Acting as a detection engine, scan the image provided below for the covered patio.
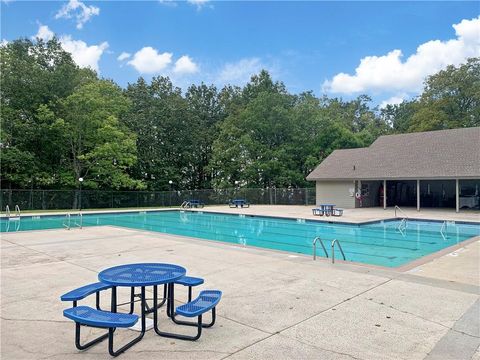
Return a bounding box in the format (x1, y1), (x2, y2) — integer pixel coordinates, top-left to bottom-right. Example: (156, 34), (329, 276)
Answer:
(357, 179), (480, 213)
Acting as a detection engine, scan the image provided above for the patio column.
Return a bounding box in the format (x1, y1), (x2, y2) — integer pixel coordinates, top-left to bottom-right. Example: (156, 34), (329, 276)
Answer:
(357, 180), (362, 208)
(383, 179), (387, 210)
(455, 179), (459, 213)
(416, 180), (420, 211)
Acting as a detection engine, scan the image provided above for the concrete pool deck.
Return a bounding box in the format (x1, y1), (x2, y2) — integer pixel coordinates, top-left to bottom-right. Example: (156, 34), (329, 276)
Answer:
(191, 205), (480, 224)
(1, 208), (479, 359)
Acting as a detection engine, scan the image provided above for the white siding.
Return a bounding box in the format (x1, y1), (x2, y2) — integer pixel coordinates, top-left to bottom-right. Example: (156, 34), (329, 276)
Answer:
(316, 181), (356, 209)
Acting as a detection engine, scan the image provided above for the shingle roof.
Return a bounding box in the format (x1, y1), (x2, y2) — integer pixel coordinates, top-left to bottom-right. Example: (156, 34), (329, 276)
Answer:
(306, 127), (480, 181)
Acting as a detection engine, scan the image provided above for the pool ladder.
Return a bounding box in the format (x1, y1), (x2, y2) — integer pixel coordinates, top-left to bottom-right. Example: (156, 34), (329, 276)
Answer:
(5, 205), (21, 220)
(180, 201), (191, 209)
(394, 205), (408, 232)
(440, 220), (449, 240)
(63, 212), (83, 230)
(312, 236), (346, 263)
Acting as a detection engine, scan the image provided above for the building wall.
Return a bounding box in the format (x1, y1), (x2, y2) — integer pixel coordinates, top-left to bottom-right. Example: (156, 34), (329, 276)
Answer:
(316, 181), (356, 209)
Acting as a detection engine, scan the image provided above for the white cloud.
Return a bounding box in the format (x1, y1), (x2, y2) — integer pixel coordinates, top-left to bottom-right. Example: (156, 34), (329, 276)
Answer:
(32, 24), (54, 41)
(217, 58), (267, 85)
(127, 47), (173, 74)
(173, 55), (199, 74)
(187, 0), (210, 10)
(55, 0), (100, 29)
(380, 94), (407, 109)
(323, 16), (480, 95)
(117, 52), (131, 61)
(29, 25), (108, 72)
(60, 35), (108, 72)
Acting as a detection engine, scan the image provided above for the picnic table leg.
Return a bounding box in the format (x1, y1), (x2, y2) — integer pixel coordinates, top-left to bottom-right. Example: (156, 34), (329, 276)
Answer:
(129, 287), (135, 314)
(108, 286), (145, 357)
(153, 284), (203, 341)
(74, 323), (109, 350)
(111, 286), (117, 312)
(166, 283), (172, 318)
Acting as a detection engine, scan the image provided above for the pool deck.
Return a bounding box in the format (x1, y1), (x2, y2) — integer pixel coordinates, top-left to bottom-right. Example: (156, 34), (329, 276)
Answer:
(1, 207), (479, 359)
(191, 205), (480, 224)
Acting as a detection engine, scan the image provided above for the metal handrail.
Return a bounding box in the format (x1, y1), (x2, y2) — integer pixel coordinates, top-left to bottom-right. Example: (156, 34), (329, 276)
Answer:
(331, 239), (346, 264)
(6, 205), (21, 220)
(440, 221), (448, 240)
(74, 212), (83, 229)
(312, 236), (328, 260)
(397, 217), (408, 232)
(180, 201), (191, 209)
(63, 213), (71, 230)
(394, 206), (408, 231)
(5, 219), (21, 232)
(394, 205), (409, 219)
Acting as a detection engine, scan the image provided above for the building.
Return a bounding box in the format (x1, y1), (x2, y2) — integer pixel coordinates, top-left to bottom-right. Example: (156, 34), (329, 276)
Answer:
(306, 127), (480, 212)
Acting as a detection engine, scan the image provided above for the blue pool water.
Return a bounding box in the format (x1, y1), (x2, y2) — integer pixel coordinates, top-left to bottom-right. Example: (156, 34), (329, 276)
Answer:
(1, 211), (479, 268)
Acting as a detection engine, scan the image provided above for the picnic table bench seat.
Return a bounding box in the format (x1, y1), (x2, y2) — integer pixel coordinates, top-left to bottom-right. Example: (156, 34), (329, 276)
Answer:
(174, 275), (205, 303)
(176, 290), (222, 318)
(174, 276), (204, 287)
(61, 282), (112, 302)
(63, 306), (138, 328)
(332, 208), (344, 216)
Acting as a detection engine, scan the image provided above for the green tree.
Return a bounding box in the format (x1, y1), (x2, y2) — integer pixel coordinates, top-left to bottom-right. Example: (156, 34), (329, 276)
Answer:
(123, 77), (190, 190)
(210, 72), (302, 188)
(0, 38), (96, 188)
(385, 58), (480, 132)
(184, 83), (227, 189)
(57, 80), (143, 189)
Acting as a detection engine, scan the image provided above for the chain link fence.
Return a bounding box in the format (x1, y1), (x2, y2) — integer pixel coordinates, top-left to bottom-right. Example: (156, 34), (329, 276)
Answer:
(0, 188), (316, 211)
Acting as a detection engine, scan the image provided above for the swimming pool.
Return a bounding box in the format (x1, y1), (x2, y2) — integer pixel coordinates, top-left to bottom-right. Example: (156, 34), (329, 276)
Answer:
(1, 210), (479, 268)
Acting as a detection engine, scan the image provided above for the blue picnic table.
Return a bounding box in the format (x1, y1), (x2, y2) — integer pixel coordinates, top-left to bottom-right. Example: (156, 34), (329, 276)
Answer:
(229, 199), (250, 208)
(62, 262), (222, 356)
(312, 204), (336, 217)
(186, 199), (204, 208)
(99, 263), (186, 339)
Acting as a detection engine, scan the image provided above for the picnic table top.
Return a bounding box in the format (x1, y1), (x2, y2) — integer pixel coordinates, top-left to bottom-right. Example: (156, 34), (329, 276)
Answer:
(98, 263), (186, 287)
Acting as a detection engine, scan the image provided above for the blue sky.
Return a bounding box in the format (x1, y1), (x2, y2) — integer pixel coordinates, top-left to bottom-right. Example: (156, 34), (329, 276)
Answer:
(2, 1), (479, 106)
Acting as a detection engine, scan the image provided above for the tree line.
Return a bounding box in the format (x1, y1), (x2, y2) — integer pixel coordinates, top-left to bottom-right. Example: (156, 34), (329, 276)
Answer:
(1, 38), (479, 191)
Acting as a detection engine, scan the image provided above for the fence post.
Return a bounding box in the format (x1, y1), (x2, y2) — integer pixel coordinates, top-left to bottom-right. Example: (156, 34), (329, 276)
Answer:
(305, 188), (308, 205)
(274, 188), (277, 205)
